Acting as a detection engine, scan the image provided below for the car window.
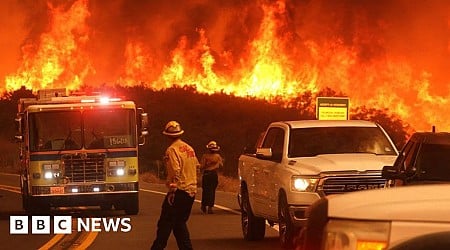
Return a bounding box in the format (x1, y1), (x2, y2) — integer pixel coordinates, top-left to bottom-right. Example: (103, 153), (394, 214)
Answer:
(416, 143), (450, 181)
(393, 140), (413, 170)
(243, 132), (264, 154)
(403, 141), (420, 172)
(262, 127), (284, 161)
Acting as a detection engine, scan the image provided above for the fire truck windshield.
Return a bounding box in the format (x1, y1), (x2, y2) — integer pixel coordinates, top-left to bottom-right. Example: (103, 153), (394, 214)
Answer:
(29, 109), (136, 152)
(84, 109), (136, 149)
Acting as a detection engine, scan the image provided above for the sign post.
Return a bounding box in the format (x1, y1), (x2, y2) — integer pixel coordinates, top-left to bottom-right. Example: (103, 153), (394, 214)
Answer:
(316, 97), (349, 120)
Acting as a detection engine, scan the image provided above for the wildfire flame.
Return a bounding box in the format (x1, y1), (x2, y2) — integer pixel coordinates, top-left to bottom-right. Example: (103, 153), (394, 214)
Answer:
(5, 0), (92, 91)
(2, 0), (450, 132)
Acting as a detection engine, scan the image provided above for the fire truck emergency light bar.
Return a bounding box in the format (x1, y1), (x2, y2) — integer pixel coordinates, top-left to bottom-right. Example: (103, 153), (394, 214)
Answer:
(36, 88), (121, 103)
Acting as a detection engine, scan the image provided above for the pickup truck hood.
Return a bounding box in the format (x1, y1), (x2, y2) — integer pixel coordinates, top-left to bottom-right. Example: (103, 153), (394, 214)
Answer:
(327, 184), (450, 222)
(291, 154), (397, 174)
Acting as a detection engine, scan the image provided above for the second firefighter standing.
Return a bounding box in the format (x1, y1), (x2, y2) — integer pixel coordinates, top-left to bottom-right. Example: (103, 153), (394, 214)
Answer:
(200, 141), (223, 214)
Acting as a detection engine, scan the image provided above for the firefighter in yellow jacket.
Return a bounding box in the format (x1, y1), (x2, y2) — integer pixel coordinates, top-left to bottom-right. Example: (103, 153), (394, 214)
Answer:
(151, 121), (199, 250)
(200, 141), (223, 214)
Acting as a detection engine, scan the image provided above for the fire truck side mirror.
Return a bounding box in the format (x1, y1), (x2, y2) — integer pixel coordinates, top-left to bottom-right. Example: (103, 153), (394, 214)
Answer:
(141, 112), (149, 133)
(137, 109), (149, 146)
(15, 135), (23, 143)
(15, 116), (23, 142)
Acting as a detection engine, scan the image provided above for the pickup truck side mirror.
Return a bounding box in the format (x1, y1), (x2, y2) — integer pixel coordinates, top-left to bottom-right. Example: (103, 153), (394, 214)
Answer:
(256, 148), (282, 162)
(256, 148), (272, 160)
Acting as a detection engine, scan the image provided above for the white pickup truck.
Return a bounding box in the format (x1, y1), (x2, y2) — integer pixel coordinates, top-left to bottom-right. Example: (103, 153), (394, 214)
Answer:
(238, 120), (398, 248)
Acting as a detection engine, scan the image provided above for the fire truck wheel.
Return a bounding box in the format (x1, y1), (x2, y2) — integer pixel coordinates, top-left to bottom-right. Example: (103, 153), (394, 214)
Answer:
(21, 176), (30, 211)
(23, 196), (50, 215)
(100, 203), (113, 210)
(124, 194), (139, 215)
(22, 194), (30, 212)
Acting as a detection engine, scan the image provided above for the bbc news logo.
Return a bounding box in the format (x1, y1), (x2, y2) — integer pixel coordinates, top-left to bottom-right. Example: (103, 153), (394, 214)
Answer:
(10, 216), (132, 234)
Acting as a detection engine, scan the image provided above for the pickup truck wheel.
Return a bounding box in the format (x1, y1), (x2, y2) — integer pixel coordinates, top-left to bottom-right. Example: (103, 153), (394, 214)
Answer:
(279, 193), (295, 249)
(241, 189), (265, 241)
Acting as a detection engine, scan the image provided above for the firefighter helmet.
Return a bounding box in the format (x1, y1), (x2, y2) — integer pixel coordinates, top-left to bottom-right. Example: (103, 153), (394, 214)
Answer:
(206, 141), (220, 151)
(163, 121), (184, 137)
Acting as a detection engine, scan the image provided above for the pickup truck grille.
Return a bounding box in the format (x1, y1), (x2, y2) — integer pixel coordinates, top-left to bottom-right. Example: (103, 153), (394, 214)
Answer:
(320, 175), (386, 196)
(62, 153), (105, 183)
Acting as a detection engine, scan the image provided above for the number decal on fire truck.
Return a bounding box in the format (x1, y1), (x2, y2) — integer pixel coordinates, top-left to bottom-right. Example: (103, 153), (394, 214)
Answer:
(50, 186), (65, 194)
(106, 136), (130, 147)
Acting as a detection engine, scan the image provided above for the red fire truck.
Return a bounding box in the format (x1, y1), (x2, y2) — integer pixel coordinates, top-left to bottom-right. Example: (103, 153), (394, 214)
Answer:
(16, 88), (148, 215)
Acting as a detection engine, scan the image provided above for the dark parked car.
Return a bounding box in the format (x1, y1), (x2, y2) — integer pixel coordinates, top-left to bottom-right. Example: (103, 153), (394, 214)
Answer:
(297, 131), (450, 250)
(382, 131), (450, 185)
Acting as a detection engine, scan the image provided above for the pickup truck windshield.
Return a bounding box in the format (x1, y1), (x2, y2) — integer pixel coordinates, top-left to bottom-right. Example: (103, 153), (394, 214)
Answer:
(288, 127), (397, 157)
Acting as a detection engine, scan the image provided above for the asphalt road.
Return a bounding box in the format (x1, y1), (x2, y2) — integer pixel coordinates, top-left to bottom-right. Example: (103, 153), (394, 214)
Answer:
(0, 172), (281, 250)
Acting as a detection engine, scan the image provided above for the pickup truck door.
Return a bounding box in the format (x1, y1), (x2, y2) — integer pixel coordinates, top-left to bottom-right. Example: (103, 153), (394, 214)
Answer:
(254, 127), (285, 216)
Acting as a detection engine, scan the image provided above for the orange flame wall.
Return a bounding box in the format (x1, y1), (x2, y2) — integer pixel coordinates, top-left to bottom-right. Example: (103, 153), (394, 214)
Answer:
(2, 0), (450, 132)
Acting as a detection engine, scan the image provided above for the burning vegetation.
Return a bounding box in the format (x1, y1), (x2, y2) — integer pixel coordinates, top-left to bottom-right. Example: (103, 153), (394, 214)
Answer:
(1, 0), (450, 132)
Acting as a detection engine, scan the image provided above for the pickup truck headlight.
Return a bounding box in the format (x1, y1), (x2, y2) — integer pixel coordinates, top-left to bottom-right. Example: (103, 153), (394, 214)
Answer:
(291, 176), (318, 192)
(323, 219), (390, 250)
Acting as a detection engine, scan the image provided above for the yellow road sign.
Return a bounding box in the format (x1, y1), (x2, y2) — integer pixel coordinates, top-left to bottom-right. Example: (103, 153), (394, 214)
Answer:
(316, 97), (349, 120)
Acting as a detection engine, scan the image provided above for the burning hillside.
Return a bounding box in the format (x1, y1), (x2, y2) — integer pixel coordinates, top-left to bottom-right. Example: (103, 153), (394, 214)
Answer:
(1, 0), (450, 132)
